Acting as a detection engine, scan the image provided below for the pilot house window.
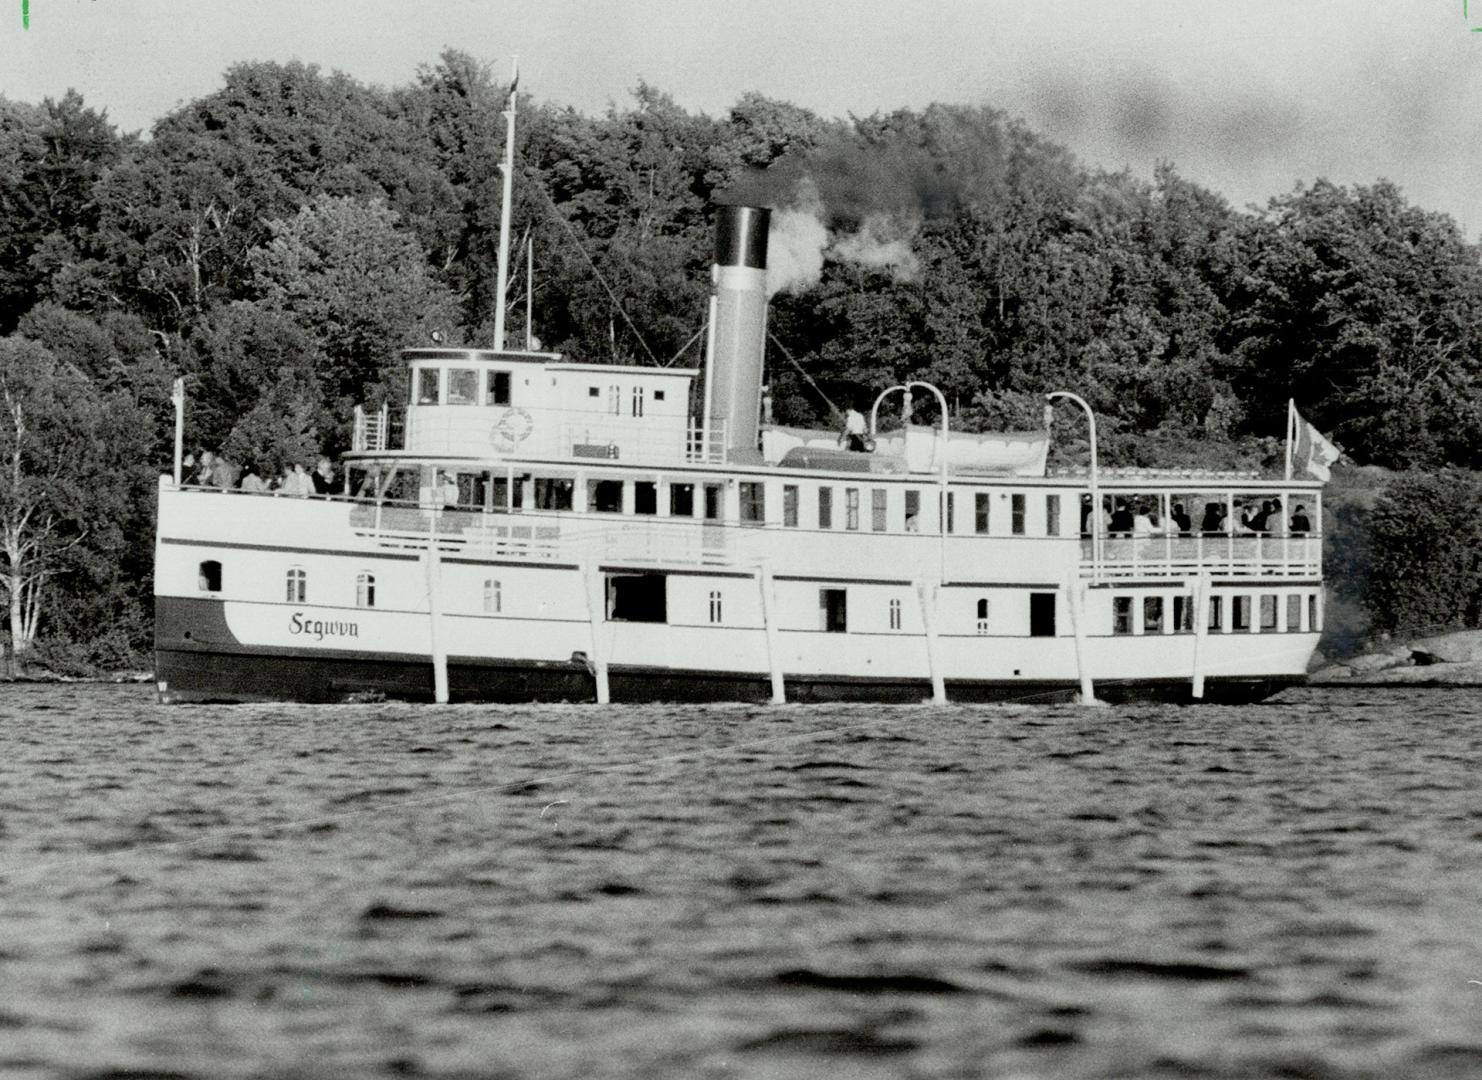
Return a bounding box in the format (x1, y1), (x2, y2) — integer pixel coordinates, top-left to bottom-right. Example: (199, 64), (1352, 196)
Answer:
(447, 369), (477, 404)
(415, 368), (440, 405)
(489, 371), (512, 406)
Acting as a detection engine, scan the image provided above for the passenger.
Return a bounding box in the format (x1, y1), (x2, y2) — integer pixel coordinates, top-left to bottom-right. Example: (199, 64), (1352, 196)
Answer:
(311, 457), (336, 496)
(440, 471), (460, 507)
(209, 454), (239, 489)
(1290, 505), (1312, 535)
(281, 463), (312, 497)
(1131, 503), (1157, 537)
(1199, 502), (1225, 536)
(239, 462), (267, 493)
(1108, 500), (1134, 536)
(194, 450), (216, 486)
(1171, 502), (1192, 535)
(839, 403), (869, 452)
(1080, 494), (1093, 537)
(1249, 499), (1274, 535)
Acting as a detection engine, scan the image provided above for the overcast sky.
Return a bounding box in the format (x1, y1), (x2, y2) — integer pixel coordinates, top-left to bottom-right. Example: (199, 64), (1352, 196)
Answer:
(3, 0), (1481, 232)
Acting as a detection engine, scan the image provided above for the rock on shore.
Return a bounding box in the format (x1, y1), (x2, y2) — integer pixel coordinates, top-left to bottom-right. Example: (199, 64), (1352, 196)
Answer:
(1311, 630), (1482, 685)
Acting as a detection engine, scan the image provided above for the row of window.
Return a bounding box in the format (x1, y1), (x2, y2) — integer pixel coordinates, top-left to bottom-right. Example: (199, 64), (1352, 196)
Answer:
(429, 471), (1070, 536)
(202, 560), (1018, 634)
(411, 365), (668, 416)
(202, 563), (505, 613)
(204, 561), (1319, 637)
(1111, 593), (1320, 634)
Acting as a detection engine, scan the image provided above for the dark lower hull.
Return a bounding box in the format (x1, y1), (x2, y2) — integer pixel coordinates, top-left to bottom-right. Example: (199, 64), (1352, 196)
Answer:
(153, 645), (1300, 705)
(154, 597), (1300, 706)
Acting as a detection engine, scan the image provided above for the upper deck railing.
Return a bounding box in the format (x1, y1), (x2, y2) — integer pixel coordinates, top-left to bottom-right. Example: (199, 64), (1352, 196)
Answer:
(1087, 533), (1320, 579)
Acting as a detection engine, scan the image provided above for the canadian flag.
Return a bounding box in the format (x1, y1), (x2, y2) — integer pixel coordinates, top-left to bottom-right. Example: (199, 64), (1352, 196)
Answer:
(1285, 401), (1341, 481)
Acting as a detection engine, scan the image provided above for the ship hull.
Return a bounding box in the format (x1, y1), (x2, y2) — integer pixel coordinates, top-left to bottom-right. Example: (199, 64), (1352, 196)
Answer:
(155, 599), (1300, 706)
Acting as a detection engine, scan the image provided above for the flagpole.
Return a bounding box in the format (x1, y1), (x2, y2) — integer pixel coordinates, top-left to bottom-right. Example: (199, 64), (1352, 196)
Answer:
(1284, 399), (1294, 482)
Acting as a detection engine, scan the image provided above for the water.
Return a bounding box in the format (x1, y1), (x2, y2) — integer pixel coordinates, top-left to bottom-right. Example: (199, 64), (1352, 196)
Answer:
(2, 684), (1482, 1079)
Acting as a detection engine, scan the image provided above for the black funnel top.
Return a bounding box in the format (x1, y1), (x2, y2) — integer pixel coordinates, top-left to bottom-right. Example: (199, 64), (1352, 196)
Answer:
(714, 205), (770, 270)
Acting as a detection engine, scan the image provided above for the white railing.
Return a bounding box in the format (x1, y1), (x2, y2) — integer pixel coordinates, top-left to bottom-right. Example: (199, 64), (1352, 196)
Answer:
(347, 504), (753, 569)
(352, 403), (390, 452)
(1084, 533), (1322, 579)
(686, 420), (727, 464)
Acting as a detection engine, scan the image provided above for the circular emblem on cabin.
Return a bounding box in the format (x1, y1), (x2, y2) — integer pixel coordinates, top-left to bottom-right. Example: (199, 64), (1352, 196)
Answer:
(492, 407), (534, 448)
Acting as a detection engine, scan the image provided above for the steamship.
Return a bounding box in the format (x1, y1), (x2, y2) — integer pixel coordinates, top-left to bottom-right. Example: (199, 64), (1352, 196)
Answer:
(152, 108), (1325, 705)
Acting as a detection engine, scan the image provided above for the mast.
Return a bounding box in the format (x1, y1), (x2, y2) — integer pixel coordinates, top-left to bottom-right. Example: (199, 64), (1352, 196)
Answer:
(493, 58), (518, 352)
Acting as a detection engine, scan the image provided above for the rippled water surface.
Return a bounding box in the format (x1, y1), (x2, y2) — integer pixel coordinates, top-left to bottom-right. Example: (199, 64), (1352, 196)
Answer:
(3, 684), (1482, 1079)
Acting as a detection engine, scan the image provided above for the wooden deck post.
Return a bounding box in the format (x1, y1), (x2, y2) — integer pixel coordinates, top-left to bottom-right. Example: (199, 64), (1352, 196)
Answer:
(1191, 571), (1210, 700)
(426, 512), (449, 704)
(581, 560), (611, 704)
(1065, 568), (1096, 705)
(915, 579), (948, 705)
(757, 564), (786, 704)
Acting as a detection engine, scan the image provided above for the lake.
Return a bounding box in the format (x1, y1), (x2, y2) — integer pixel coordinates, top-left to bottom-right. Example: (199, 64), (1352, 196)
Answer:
(2, 683), (1480, 1079)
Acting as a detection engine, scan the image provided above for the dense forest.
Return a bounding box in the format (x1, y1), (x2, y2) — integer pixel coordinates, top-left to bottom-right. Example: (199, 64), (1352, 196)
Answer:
(3, 51), (1481, 672)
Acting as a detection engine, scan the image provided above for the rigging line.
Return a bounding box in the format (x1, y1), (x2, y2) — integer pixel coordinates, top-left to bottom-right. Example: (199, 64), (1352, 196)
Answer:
(528, 177), (661, 367)
(663, 323), (706, 368)
(767, 331), (840, 418)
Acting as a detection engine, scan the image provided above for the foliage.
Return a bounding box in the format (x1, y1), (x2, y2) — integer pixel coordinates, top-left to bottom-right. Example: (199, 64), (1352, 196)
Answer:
(1363, 471), (1482, 637)
(6, 62), (1482, 665)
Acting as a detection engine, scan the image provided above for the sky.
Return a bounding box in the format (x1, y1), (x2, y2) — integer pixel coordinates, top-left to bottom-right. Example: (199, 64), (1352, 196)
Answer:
(3, 0), (1482, 232)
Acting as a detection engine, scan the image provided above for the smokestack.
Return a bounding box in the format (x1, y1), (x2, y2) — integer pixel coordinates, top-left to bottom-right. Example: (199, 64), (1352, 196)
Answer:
(707, 205), (770, 464)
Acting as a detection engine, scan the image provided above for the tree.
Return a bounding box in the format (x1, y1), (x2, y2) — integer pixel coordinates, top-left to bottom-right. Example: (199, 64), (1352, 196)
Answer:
(0, 335), (146, 674)
(1363, 471), (1482, 637)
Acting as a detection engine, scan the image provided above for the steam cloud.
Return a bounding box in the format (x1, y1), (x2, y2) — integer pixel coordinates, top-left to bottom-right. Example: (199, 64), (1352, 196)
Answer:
(745, 179), (924, 298)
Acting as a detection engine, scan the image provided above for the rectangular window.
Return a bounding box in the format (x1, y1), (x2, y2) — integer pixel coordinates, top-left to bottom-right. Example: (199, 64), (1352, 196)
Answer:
(489, 371), (512, 406)
(1113, 596), (1133, 635)
(942, 491), (955, 533)
(1260, 594), (1278, 631)
(703, 483), (722, 521)
(1233, 595), (1252, 632)
(820, 588), (847, 633)
(708, 589), (723, 624)
(871, 488), (887, 532)
(1173, 595), (1194, 632)
(1047, 495), (1061, 537)
(1012, 493), (1026, 536)
(1309, 593), (1320, 632)
(534, 478), (573, 511)
(286, 567), (307, 604)
(484, 578), (502, 613)
(818, 487), (833, 529)
(975, 492), (990, 534)
(783, 485), (799, 527)
(905, 490), (920, 531)
(1143, 596), (1164, 634)
(607, 574), (667, 623)
(608, 385), (621, 415)
(1029, 592), (1056, 637)
(739, 482), (765, 525)
(888, 597), (902, 630)
(1209, 595), (1224, 632)
(976, 597), (990, 634)
(670, 482), (695, 517)
(356, 572), (376, 608)
(415, 367), (440, 405)
(589, 479), (623, 513)
(447, 369), (477, 404)
(198, 560), (222, 593)
(634, 481), (658, 515)
(654, 390), (666, 402)
(845, 488), (860, 531)
(1286, 594), (1302, 632)
(588, 385), (600, 398)
(631, 386), (645, 417)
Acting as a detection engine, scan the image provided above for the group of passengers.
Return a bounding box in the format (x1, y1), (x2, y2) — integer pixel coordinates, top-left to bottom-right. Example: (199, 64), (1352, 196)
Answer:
(186, 450), (337, 497)
(1096, 497), (1312, 538)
